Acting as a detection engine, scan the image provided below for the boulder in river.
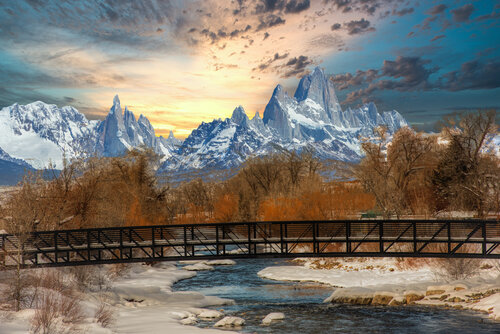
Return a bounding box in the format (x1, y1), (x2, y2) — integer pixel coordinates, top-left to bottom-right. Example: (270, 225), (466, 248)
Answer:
(262, 312), (285, 325)
(214, 316), (245, 327)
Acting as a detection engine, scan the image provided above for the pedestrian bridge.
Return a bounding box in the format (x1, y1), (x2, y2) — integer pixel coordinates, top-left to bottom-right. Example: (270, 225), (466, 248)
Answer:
(1, 219), (499, 268)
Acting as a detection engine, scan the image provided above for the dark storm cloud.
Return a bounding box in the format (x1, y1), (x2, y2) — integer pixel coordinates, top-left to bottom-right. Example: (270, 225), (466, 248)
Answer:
(324, 0), (390, 16)
(451, 4), (475, 22)
(256, 14), (286, 31)
(335, 56), (438, 103)
(344, 18), (375, 35)
(252, 52), (289, 71)
(331, 23), (341, 30)
(254, 0), (310, 14)
(440, 60), (500, 91)
(280, 55), (313, 78)
(331, 69), (378, 90)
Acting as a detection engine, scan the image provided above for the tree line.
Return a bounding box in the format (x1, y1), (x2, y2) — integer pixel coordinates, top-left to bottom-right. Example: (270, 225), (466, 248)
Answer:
(0, 111), (497, 235)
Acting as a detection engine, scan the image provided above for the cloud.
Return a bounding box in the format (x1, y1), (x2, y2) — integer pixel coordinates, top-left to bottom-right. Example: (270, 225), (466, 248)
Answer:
(280, 55), (313, 78)
(427, 4), (447, 15)
(331, 69), (378, 90)
(336, 56), (438, 103)
(430, 34), (445, 42)
(254, 0), (310, 14)
(344, 18), (375, 35)
(325, 0), (383, 15)
(392, 7), (414, 17)
(331, 23), (341, 30)
(451, 4), (475, 22)
(256, 14), (286, 31)
(253, 52), (289, 72)
(440, 60), (500, 91)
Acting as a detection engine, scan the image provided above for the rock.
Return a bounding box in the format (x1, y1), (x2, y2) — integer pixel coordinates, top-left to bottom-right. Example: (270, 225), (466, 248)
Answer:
(372, 292), (394, 306)
(447, 296), (465, 303)
(180, 315), (197, 325)
(439, 294), (450, 301)
(454, 284), (467, 291)
(325, 288), (374, 305)
(388, 295), (406, 306)
(198, 310), (223, 319)
(214, 316), (245, 327)
(262, 312), (285, 325)
(426, 289), (446, 296)
(404, 291), (424, 304)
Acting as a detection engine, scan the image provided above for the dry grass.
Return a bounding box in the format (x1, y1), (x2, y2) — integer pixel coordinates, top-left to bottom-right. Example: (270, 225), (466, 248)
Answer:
(31, 290), (84, 334)
(94, 300), (115, 328)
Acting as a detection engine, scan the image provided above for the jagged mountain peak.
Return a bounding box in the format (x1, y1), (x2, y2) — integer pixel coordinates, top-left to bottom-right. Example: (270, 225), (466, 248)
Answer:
(231, 105), (249, 126)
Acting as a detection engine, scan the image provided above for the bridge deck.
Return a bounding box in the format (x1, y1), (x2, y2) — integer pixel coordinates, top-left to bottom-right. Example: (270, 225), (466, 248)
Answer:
(1, 219), (499, 268)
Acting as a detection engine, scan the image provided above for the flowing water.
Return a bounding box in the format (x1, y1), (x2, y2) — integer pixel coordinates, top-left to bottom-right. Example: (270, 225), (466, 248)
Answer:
(173, 258), (499, 333)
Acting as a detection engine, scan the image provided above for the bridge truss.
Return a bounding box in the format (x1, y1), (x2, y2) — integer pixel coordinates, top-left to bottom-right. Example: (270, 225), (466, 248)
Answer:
(1, 220), (499, 268)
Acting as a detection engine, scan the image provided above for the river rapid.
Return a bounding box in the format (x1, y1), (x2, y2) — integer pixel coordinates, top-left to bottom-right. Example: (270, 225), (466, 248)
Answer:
(173, 259), (499, 333)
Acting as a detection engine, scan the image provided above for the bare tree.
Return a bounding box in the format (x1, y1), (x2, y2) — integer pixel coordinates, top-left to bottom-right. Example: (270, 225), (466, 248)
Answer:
(433, 110), (499, 217)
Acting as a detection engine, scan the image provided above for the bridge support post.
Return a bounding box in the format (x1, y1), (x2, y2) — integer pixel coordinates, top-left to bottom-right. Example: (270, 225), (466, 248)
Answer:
(413, 221), (417, 254)
(447, 221), (451, 253)
(247, 224), (251, 255)
(379, 222), (383, 254)
(346, 221), (351, 254)
(482, 222), (487, 255)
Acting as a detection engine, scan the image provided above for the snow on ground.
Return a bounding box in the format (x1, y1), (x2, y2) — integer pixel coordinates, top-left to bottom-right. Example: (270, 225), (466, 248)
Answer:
(258, 257), (500, 321)
(97, 262), (237, 333)
(0, 262), (238, 334)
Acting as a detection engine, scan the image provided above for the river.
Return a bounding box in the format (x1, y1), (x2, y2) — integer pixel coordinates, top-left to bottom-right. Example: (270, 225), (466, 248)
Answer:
(173, 258), (499, 333)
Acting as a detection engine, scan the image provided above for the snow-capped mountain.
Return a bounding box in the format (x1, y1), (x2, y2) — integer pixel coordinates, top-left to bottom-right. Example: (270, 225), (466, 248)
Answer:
(0, 96), (180, 170)
(0, 66), (409, 182)
(160, 67), (408, 172)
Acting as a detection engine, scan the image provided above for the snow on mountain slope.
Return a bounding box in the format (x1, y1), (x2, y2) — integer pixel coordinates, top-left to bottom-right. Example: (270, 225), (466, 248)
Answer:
(0, 67), (408, 176)
(0, 101), (98, 168)
(0, 96), (180, 169)
(160, 66), (409, 172)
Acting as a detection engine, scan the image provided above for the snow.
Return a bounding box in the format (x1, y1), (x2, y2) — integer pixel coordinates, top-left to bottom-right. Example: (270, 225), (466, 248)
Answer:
(0, 262), (237, 334)
(183, 263), (215, 271)
(258, 259), (435, 288)
(0, 67), (408, 175)
(259, 257), (500, 320)
(262, 312), (285, 325)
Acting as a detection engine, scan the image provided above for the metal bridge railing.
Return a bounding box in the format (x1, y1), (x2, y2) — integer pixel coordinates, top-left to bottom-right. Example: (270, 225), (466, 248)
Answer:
(1, 219), (499, 268)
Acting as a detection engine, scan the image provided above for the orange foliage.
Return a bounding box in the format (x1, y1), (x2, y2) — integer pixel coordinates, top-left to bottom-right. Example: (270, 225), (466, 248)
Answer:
(126, 198), (151, 226)
(213, 194), (238, 222)
(258, 182), (375, 222)
(176, 204), (210, 224)
(259, 197), (303, 221)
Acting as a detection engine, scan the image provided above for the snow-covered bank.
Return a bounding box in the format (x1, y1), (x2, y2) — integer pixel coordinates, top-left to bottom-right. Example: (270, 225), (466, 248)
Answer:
(108, 262), (236, 333)
(1, 262), (237, 334)
(258, 258), (500, 321)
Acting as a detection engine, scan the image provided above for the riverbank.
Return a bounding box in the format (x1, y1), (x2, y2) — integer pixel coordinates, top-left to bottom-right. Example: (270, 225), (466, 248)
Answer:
(258, 257), (500, 321)
(0, 262), (237, 334)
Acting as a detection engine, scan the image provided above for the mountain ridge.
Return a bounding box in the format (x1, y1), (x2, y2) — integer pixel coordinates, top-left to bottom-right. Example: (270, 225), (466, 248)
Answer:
(0, 67), (409, 183)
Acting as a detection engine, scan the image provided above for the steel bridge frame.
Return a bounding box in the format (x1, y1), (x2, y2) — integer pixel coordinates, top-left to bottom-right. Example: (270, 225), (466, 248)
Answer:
(1, 219), (499, 268)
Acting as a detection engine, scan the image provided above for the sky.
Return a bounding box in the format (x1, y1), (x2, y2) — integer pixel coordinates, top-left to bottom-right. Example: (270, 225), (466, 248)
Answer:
(0, 0), (499, 137)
